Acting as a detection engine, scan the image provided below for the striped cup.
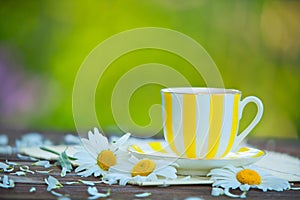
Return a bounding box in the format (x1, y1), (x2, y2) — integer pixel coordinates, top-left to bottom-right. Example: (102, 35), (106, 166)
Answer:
(161, 87), (263, 159)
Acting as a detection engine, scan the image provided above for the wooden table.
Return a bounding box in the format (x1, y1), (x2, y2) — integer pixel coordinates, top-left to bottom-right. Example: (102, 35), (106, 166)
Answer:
(1, 131), (299, 200)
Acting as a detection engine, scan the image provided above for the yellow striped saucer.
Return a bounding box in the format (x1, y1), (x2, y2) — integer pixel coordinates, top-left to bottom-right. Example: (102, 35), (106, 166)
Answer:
(128, 140), (265, 176)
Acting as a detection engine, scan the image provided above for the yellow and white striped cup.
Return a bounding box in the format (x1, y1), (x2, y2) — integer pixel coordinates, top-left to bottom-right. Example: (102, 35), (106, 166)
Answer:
(161, 87), (263, 159)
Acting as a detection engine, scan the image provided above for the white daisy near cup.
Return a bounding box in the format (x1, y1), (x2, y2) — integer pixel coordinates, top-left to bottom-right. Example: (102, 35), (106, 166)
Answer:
(207, 165), (290, 198)
(74, 128), (131, 177)
(103, 156), (178, 185)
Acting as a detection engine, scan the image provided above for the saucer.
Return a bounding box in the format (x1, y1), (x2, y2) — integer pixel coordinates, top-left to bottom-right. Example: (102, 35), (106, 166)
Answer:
(128, 140), (265, 176)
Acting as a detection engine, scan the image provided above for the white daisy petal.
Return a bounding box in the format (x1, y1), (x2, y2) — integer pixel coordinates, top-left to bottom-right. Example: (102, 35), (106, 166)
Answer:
(51, 190), (64, 197)
(225, 165), (242, 173)
(133, 175), (148, 183)
(224, 188), (247, 198)
(75, 163), (93, 173)
(91, 128), (108, 149)
(155, 166), (177, 179)
(213, 179), (240, 189)
(184, 197), (204, 200)
(0, 175), (15, 188)
(109, 162), (132, 174)
(258, 177), (290, 192)
(35, 169), (53, 174)
(65, 181), (79, 185)
(32, 160), (51, 168)
(75, 151), (95, 162)
(88, 131), (105, 155)
(0, 162), (10, 171)
(103, 173), (131, 185)
(146, 173), (158, 181)
(79, 180), (94, 186)
(74, 153), (96, 168)
(239, 184), (251, 191)
(77, 165), (102, 177)
(45, 176), (63, 191)
(211, 187), (224, 196)
(81, 139), (98, 158)
(208, 168), (236, 177)
(112, 133), (131, 151)
(10, 171), (26, 176)
(93, 170), (103, 177)
(119, 177), (131, 186)
(87, 186), (99, 196)
(290, 187), (300, 190)
(135, 192), (152, 198)
(87, 186), (110, 199)
(29, 187), (36, 192)
(6, 160), (19, 166)
(20, 165), (34, 174)
(128, 155), (139, 163)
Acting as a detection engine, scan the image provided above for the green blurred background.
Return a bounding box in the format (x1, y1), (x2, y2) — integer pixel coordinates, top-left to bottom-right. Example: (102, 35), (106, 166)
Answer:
(0, 0), (299, 138)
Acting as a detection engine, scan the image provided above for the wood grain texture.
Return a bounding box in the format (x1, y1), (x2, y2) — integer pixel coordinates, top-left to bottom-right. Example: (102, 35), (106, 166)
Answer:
(1, 131), (299, 200)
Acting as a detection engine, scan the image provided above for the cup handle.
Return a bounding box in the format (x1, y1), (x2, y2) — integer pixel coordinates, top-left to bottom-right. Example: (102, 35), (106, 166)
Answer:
(232, 96), (264, 150)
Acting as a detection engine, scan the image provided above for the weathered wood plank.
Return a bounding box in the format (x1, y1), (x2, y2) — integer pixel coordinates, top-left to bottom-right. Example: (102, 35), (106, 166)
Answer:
(1, 131), (300, 199)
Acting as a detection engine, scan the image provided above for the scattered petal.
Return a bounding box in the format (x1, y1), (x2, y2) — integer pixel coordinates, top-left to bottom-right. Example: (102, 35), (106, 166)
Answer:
(29, 187), (36, 192)
(79, 179), (102, 186)
(290, 187), (300, 190)
(20, 165), (35, 174)
(184, 197), (204, 200)
(45, 176), (63, 191)
(0, 161), (13, 172)
(58, 197), (71, 200)
(65, 181), (79, 185)
(0, 162), (9, 168)
(51, 190), (64, 197)
(211, 187), (224, 196)
(6, 160), (19, 166)
(32, 160), (51, 168)
(35, 169), (53, 174)
(0, 175), (15, 188)
(135, 192), (152, 198)
(87, 187), (110, 199)
(10, 171), (26, 176)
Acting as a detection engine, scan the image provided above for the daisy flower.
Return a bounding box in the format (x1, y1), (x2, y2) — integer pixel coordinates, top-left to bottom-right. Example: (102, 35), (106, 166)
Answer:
(208, 165), (290, 198)
(74, 128), (131, 177)
(103, 156), (177, 185)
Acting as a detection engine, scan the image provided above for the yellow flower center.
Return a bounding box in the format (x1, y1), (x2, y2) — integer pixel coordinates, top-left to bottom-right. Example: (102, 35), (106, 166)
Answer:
(131, 159), (156, 177)
(97, 150), (116, 171)
(236, 169), (261, 185)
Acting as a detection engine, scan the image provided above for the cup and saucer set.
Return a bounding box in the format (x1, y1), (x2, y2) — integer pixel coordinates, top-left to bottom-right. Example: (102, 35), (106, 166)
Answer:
(128, 87), (265, 176)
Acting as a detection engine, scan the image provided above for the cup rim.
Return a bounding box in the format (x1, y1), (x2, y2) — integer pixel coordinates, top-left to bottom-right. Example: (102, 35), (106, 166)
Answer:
(161, 87), (241, 95)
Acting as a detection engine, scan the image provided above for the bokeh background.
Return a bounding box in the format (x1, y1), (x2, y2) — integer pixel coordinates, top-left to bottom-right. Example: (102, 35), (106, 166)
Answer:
(0, 0), (299, 138)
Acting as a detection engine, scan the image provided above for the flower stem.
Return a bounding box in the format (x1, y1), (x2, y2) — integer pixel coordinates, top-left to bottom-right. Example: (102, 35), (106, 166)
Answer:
(40, 147), (77, 160)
